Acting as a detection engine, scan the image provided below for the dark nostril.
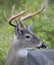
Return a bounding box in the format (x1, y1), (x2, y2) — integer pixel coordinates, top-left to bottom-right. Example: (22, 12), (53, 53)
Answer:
(42, 43), (47, 48)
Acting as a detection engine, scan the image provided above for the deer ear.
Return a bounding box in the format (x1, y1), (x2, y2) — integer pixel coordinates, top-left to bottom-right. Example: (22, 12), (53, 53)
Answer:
(27, 23), (34, 31)
(15, 24), (24, 36)
(15, 24), (19, 35)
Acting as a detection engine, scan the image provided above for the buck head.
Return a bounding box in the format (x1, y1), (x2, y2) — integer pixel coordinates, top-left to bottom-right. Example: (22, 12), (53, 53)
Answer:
(4, 5), (46, 49)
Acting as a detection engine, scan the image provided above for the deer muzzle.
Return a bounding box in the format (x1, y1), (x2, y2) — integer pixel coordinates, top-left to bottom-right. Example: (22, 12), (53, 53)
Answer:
(37, 42), (47, 49)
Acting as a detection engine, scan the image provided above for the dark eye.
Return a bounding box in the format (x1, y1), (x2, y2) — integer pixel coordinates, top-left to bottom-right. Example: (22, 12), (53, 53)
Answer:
(24, 34), (32, 41)
(25, 35), (30, 38)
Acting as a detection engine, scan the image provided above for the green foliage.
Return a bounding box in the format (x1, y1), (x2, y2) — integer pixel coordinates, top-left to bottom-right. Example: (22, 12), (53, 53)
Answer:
(49, 0), (54, 4)
(0, 0), (54, 65)
(0, 23), (13, 65)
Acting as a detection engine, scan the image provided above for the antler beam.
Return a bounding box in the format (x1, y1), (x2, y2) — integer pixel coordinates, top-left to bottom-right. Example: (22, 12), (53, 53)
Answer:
(8, 9), (29, 27)
(20, 6), (45, 21)
(4, 5), (45, 27)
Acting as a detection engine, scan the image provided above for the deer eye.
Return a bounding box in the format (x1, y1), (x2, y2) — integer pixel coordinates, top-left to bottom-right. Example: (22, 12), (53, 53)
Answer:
(24, 34), (32, 41)
(26, 36), (30, 38)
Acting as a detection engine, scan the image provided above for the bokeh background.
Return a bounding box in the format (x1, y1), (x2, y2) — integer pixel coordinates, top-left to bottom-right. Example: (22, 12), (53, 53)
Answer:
(0, 0), (54, 65)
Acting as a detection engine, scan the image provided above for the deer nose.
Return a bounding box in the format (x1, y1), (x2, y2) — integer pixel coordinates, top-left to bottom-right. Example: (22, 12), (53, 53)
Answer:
(41, 43), (47, 48)
(37, 42), (47, 49)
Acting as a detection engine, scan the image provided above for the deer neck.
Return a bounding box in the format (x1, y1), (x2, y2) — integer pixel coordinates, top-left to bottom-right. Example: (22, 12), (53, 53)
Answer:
(13, 34), (24, 50)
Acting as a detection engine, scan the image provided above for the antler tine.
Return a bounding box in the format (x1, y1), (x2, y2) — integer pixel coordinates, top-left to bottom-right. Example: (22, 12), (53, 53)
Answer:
(4, 10), (8, 21)
(8, 8), (29, 27)
(4, 5), (15, 22)
(11, 5), (15, 16)
(20, 6), (45, 21)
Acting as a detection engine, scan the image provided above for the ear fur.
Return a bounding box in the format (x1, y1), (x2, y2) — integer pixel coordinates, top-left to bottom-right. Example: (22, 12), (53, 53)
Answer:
(15, 24), (24, 36)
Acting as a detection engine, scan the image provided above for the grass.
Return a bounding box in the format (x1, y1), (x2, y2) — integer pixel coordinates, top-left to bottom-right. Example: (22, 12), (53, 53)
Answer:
(0, 22), (13, 65)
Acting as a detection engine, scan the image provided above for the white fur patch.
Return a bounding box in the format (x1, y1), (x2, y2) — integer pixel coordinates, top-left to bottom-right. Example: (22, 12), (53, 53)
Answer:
(36, 41), (42, 47)
(17, 49), (29, 58)
(14, 34), (17, 41)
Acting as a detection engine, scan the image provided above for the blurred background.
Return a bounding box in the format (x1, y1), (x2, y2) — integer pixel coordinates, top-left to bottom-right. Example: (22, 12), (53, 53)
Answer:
(0, 0), (54, 65)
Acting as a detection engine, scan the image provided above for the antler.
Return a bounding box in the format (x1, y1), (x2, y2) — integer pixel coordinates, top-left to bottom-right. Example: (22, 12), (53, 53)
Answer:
(9, 6), (45, 27)
(20, 6), (45, 21)
(4, 5), (45, 27)
(4, 5), (29, 27)
(8, 9), (29, 27)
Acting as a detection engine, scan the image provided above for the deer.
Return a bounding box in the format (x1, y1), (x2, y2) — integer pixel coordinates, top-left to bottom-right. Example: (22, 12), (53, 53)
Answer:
(4, 5), (47, 65)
